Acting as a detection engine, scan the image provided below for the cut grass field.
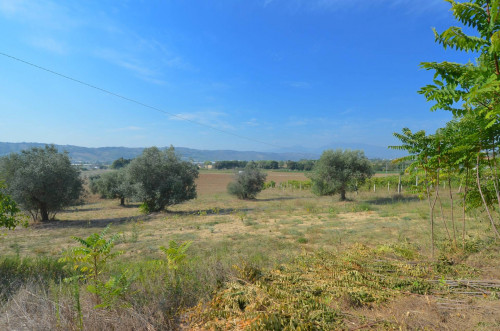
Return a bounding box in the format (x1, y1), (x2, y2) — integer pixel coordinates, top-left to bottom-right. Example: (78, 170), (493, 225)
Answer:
(1, 171), (500, 330)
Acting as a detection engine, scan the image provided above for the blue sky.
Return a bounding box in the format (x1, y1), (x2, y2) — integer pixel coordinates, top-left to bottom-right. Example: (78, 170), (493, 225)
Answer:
(0, 0), (474, 155)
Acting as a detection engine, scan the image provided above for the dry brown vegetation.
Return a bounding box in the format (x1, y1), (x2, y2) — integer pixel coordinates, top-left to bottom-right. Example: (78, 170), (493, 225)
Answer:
(1, 170), (499, 330)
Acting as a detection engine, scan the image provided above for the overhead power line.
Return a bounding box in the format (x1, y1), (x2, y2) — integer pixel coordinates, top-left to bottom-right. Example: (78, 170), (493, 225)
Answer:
(0, 51), (287, 150)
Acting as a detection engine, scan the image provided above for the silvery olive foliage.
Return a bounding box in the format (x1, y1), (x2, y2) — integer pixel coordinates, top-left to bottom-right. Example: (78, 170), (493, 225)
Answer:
(309, 149), (373, 201)
(0, 145), (83, 222)
(89, 168), (135, 206)
(127, 146), (198, 212)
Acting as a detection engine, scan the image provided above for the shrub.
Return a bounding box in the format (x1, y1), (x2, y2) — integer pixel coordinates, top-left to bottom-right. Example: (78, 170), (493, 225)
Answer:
(60, 225), (134, 309)
(227, 162), (267, 199)
(263, 180), (276, 189)
(0, 181), (21, 230)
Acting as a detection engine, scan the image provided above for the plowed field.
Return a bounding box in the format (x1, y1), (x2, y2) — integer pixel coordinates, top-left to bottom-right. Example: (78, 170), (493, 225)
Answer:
(196, 171), (308, 195)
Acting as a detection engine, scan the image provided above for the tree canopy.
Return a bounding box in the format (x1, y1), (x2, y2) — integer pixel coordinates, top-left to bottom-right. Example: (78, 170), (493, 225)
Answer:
(309, 149), (373, 201)
(391, 0), (500, 253)
(127, 146), (198, 212)
(0, 145), (83, 222)
(419, 0), (500, 123)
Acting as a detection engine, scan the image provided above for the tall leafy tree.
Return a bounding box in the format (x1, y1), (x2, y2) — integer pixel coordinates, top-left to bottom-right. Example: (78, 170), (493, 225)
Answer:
(420, 0), (500, 238)
(309, 149), (373, 201)
(0, 145), (83, 222)
(127, 146), (198, 212)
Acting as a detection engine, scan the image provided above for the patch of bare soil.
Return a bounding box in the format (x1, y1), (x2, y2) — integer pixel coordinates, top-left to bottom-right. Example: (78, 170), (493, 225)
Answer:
(354, 295), (500, 330)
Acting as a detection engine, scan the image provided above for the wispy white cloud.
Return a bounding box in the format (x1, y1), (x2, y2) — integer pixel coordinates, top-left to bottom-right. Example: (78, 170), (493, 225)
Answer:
(28, 36), (68, 54)
(263, 0), (276, 8)
(93, 31), (194, 82)
(0, 1), (192, 83)
(0, 0), (26, 16)
(169, 111), (235, 130)
(0, 0), (84, 30)
(262, 0), (446, 15)
(285, 116), (313, 127)
(125, 36), (194, 71)
(0, 0), (84, 55)
(95, 49), (155, 76)
(244, 118), (260, 127)
(339, 109), (353, 115)
(389, 0), (445, 15)
(162, 55), (193, 71)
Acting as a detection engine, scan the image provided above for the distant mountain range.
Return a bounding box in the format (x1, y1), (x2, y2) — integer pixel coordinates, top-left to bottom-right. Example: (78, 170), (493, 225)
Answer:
(0, 142), (403, 163)
(0, 142), (319, 163)
(271, 142), (405, 160)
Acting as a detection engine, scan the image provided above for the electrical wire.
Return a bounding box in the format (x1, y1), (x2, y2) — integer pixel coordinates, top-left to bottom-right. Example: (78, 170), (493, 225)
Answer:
(0, 51), (291, 151)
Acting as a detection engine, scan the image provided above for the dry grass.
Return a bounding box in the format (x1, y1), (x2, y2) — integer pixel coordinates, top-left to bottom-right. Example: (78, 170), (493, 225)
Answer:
(0, 282), (160, 331)
(1, 178), (495, 268)
(1, 171), (499, 330)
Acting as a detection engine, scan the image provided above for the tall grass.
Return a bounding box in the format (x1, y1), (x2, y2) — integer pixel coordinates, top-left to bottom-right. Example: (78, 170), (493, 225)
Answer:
(0, 256), (71, 300)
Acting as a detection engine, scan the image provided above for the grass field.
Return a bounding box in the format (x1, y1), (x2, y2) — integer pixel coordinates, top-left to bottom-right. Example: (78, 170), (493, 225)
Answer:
(1, 171), (499, 330)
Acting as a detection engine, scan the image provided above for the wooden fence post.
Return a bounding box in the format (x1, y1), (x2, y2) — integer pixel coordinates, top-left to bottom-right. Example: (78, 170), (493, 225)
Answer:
(398, 175), (402, 194)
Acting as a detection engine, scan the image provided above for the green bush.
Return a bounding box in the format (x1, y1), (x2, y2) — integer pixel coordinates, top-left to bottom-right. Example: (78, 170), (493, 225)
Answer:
(227, 162), (267, 199)
(0, 181), (21, 230)
(60, 225), (134, 309)
(263, 180), (276, 189)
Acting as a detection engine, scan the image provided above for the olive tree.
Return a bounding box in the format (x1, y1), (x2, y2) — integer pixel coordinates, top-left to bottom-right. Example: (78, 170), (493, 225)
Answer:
(0, 145), (83, 222)
(309, 149), (373, 201)
(89, 168), (135, 206)
(127, 146), (198, 212)
(227, 162), (267, 199)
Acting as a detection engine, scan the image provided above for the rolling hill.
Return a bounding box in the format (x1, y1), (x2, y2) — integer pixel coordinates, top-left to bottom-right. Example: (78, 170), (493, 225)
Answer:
(0, 142), (319, 163)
